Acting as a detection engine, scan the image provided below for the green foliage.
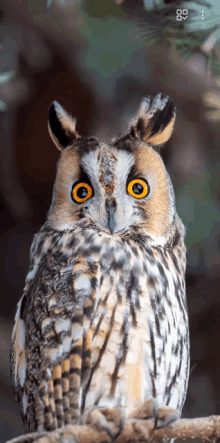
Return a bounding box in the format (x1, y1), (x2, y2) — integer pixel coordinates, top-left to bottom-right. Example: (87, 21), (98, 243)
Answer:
(75, 6), (146, 84)
(138, 0), (220, 74)
(45, 0), (220, 75)
(177, 168), (220, 272)
(84, 0), (127, 18)
(0, 71), (15, 111)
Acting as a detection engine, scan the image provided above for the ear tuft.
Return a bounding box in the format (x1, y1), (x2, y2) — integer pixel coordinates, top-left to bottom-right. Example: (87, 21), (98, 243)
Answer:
(48, 101), (80, 151)
(131, 93), (176, 146)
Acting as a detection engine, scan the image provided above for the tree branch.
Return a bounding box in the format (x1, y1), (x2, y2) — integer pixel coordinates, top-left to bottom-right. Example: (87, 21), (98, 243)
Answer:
(6, 415), (220, 443)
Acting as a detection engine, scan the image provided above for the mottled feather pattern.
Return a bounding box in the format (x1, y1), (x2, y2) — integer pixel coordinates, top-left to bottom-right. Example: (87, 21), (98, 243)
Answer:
(11, 218), (188, 432)
(11, 93), (189, 437)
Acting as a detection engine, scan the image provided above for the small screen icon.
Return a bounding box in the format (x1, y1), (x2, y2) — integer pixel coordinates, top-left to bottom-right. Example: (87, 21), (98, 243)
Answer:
(176, 9), (188, 21)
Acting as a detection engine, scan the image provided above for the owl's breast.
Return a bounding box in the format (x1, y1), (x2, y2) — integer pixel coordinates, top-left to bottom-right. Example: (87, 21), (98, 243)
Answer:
(81, 234), (189, 414)
(11, 228), (188, 431)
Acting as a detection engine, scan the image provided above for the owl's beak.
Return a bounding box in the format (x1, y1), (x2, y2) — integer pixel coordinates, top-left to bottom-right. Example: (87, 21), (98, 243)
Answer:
(105, 198), (116, 234)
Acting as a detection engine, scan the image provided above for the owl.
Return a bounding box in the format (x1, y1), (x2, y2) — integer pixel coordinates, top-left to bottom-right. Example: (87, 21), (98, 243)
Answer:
(11, 93), (189, 440)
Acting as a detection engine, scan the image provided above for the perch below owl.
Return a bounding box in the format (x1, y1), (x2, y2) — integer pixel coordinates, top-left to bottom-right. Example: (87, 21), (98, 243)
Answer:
(11, 93), (189, 440)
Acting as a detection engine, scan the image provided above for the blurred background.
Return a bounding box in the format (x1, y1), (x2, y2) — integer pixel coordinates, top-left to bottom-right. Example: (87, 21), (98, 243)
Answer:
(1, 0), (220, 441)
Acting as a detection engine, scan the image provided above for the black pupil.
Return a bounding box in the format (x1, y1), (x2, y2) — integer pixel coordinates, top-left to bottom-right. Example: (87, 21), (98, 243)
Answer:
(77, 186), (88, 199)
(132, 182), (144, 194)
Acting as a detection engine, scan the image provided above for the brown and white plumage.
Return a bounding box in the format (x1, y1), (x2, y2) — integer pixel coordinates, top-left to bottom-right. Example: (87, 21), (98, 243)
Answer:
(11, 93), (189, 437)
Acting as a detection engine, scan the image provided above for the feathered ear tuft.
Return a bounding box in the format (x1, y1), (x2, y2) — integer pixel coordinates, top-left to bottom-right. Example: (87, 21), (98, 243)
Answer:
(48, 101), (80, 151)
(130, 93), (176, 146)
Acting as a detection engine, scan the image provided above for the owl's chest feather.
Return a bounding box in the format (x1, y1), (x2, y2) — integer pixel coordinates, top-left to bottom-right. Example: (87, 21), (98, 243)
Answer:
(11, 227), (188, 430)
(84, 235), (187, 411)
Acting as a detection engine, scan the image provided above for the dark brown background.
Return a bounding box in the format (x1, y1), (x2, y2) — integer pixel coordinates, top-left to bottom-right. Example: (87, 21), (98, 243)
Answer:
(1, 1), (220, 441)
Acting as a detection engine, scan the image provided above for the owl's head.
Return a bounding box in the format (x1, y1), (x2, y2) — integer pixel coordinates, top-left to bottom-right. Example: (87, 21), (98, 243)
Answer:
(47, 94), (177, 244)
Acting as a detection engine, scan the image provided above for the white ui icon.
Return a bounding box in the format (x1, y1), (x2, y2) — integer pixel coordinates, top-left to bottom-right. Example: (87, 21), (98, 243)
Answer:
(176, 9), (188, 21)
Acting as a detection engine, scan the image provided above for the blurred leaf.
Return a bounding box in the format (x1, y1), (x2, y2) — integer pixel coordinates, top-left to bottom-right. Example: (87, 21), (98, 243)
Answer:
(177, 172), (220, 251)
(47, 0), (80, 6)
(85, 0), (127, 18)
(143, 0), (167, 11)
(76, 7), (145, 81)
(183, 0), (220, 32)
(204, 91), (220, 108)
(0, 99), (8, 111)
(0, 71), (15, 83)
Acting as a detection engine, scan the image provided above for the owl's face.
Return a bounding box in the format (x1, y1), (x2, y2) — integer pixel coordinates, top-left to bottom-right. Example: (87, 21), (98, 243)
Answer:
(48, 94), (176, 242)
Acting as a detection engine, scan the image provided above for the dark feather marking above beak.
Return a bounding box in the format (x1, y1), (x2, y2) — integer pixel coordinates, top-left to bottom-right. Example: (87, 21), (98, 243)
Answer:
(105, 199), (116, 234)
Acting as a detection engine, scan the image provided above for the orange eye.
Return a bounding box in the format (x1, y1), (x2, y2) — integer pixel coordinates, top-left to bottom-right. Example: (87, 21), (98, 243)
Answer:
(127, 179), (149, 199)
(72, 182), (93, 204)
